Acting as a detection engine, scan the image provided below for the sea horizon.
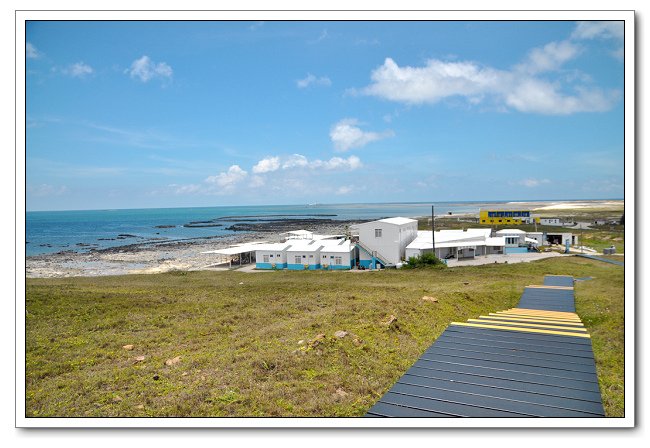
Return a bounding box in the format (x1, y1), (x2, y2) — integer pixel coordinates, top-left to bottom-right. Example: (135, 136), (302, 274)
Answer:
(25, 199), (624, 257)
(25, 197), (624, 214)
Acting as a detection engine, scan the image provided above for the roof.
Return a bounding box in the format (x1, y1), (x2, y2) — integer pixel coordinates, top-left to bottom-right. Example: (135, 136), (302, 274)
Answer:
(357, 217), (417, 227)
(202, 241), (270, 255)
(496, 229), (527, 234)
(320, 239), (353, 253)
(525, 237), (540, 244)
(285, 240), (324, 252)
(251, 242), (294, 252)
(378, 217), (417, 226)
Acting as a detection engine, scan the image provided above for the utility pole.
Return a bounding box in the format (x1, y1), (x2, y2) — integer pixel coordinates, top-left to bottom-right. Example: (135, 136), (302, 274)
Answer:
(431, 205), (435, 257)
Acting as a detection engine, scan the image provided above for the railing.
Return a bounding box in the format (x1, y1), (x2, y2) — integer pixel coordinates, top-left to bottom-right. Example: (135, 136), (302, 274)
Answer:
(355, 241), (392, 266)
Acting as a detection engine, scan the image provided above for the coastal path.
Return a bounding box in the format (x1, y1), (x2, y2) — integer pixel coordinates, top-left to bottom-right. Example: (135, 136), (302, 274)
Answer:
(365, 275), (605, 418)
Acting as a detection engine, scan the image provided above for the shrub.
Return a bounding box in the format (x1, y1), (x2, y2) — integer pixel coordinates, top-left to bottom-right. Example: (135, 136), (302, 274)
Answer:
(403, 253), (446, 269)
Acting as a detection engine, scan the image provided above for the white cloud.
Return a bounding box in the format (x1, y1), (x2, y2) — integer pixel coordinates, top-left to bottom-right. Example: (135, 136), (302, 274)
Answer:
(519, 178), (550, 188)
(329, 118), (394, 152)
(297, 73), (332, 89)
(26, 42), (41, 59)
(205, 165), (248, 188)
(504, 80), (618, 115)
(65, 62), (94, 78)
(282, 154), (309, 169)
(252, 156), (281, 173)
(27, 184), (68, 197)
(126, 55), (173, 82)
(312, 155), (362, 171)
(360, 56), (619, 115)
(517, 40), (581, 74)
(571, 21), (624, 41)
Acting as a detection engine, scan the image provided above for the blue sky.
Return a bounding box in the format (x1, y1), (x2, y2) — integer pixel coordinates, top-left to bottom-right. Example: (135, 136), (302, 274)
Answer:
(25, 20), (625, 211)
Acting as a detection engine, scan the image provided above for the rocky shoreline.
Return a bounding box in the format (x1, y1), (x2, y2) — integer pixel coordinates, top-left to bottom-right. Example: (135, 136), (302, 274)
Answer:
(25, 219), (364, 278)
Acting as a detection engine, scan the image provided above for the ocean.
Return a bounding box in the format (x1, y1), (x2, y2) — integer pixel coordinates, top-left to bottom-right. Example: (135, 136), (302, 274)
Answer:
(25, 201), (528, 256)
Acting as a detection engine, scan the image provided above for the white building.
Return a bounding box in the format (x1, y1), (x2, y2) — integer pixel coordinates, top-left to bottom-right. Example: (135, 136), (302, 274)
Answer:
(285, 240), (324, 270)
(354, 217), (418, 268)
(254, 242), (293, 269)
(495, 229), (527, 246)
(540, 217), (564, 226)
(406, 229), (505, 261)
(319, 239), (356, 270)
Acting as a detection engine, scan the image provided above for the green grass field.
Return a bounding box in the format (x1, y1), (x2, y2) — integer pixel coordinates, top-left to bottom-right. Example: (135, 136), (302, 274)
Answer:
(25, 256), (625, 418)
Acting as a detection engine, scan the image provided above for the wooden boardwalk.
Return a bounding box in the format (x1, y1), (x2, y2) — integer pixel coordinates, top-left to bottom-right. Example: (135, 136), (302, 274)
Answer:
(366, 275), (605, 417)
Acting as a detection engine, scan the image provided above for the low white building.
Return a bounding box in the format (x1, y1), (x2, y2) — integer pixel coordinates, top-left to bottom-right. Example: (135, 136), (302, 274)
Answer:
(405, 229), (506, 261)
(285, 240), (324, 270)
(254, 242), (293, 269)
(354, 217), (418, 268)
(319, 239), (356, 270)
(540, 217), (564, 226)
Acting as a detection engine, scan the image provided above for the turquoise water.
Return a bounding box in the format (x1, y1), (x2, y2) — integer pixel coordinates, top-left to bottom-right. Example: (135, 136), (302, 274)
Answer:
(24, 201), (525, 256)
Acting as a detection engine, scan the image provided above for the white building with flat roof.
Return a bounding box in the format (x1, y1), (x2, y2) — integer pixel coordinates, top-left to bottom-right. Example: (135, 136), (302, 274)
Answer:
(406, 229), (505, 261)
(254, 242), (293, 269)
(318, 239), (356, 270)
(354, 217), (418, 268)
(285, 240), (325, 270)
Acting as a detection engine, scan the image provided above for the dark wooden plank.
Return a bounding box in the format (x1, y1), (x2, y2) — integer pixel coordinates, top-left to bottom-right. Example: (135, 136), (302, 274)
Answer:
(446, 325), (593, 346)
(380, 391), (527, 417)
(544, 276), (574, 287)
(403, 367), (604, 403)
(422, 347), (597, 374)
(407, 363), (601, 393)
(435, 334), (597, 359)
(430, 340), (598, 367)
(366, 401), (453, 417)
(389, 383), (598, 417)
(398, 374), (605, 415)
(416, 354), (599, 383)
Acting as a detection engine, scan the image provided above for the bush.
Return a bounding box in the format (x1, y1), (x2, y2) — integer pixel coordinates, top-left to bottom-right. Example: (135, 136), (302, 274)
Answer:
(403, 253), (447, 269)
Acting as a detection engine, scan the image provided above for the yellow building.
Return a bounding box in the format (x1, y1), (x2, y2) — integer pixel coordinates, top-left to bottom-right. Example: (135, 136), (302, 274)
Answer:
(479, 210), (540, 225)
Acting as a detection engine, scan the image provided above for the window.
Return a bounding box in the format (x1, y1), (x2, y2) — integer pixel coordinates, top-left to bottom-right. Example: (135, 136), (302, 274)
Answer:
(270, 254), (274, 258)
(375, 229), (382, 238)
(334, 257), (342, 265)
(263, 255), (270, 263)
(277, 254), (281, 257)
(309, 255), (313, 258)
(323, 255), (327, 259)
(302, 255), (306, 258)
(295, 256), (302, 264)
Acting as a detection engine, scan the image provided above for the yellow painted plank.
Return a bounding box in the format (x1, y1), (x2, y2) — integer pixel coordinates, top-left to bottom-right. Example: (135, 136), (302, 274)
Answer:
(482, 315), (585, 327)
(526, 285), (574, 290)
(507, 308), (581, 319)
(450, 322), (591, 338)
(467, 318), (588, 332)
(493, 312), (582, 323)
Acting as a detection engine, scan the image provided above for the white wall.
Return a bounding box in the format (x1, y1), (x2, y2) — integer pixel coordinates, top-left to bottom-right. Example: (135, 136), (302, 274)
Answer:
(320, 249), (352, 267)
(358, 221), (418, 264)
(256, 249), (287, 264)
(287, 250), (321, 265)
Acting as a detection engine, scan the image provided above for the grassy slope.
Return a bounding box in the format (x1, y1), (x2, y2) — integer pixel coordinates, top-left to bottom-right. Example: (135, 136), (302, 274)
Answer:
(25, 257), (624, 417)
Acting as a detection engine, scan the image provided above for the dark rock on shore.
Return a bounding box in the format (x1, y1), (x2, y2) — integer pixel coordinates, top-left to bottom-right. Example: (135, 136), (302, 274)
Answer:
(225, 218), (363, 233)
(155, 225), (176, 228)
(182, 223), (224, 228)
